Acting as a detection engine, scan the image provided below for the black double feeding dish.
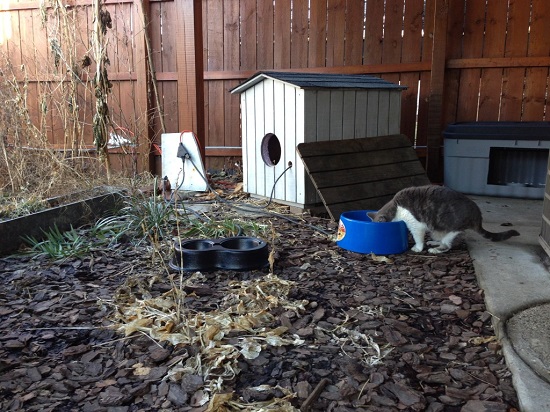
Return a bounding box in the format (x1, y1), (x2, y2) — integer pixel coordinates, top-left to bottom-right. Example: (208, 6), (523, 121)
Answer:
(169, 237), (269, 272)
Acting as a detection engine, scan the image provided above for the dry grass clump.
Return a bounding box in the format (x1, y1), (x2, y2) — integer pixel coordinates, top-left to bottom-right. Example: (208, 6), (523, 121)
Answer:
(0, 0), (145, 214)
(0, 68), (106, 213)
(111, 272), (306, 410)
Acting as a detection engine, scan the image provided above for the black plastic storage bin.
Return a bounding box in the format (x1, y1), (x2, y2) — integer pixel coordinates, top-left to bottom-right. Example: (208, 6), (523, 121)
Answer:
(444, 122), (550, 199)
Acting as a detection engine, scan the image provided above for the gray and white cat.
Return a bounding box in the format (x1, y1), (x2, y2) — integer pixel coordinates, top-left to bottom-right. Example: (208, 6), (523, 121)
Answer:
(367, 185), (520, 254)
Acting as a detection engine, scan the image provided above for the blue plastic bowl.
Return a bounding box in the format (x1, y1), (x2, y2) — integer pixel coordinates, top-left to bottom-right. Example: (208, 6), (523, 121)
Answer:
(336, 210), (409, 255)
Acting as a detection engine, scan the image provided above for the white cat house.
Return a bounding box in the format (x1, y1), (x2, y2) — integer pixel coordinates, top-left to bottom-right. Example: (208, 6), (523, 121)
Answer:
(231, 72), (406, 209)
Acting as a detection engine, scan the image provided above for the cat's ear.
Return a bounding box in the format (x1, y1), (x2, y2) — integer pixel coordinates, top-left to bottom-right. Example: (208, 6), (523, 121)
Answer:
(367, 211), (377, 220)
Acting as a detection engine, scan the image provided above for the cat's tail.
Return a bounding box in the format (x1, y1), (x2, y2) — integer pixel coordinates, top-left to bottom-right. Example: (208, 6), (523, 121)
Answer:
(478, 227), (520, 241)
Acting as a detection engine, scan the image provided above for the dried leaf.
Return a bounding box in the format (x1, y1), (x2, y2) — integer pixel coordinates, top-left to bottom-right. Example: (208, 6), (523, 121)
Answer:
(132, 363), (151, 376)
(239, 339), (262, 359)
(120, 317), (153, 336)
(206, 392), (234, 411)
(233, 182), (243, 193)
(449, 294), (463, 305)
(370, 253), (394, 264)
(469, 335), (497, 345)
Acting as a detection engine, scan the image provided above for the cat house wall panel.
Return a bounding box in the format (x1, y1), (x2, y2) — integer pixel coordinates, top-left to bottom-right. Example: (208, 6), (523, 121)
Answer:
(232, 72), (406, 209)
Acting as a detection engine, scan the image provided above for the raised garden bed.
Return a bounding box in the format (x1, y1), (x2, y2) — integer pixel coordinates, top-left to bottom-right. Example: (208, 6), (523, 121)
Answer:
(0, 186), (124, 255)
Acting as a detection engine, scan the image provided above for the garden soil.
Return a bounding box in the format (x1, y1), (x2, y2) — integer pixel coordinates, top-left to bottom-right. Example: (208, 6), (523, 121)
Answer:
(0, 198), (519, 411)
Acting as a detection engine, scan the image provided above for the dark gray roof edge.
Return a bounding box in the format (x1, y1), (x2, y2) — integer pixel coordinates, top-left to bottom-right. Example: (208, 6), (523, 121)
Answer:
(230, 71), (407, 93)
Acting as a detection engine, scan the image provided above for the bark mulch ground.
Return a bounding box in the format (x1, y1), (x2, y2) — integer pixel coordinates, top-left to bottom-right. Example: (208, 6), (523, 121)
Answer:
(0, 202), (519, 411)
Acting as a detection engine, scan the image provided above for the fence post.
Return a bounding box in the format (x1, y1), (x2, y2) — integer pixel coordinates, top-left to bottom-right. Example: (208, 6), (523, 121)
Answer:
(176, 0), (205, 162)
(426, 0), (449, 183)
(134, 0), (153, 173)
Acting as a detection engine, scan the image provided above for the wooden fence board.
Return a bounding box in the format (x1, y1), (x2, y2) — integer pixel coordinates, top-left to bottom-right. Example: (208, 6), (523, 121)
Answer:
(150, 2), (163, 71)
(456, 0), (486, 121)
(308, 0), (327, 67)
(364, 0), (384, 64)
(222, 1), (240, 150)
(273, 0), (290, 69)
(206, 0), (224, 147)
(19, 10), (35, 74)
(37, 14), (54, 145)
(326, 0), (346, 67)
(257, 0), (274, 70)
(441, 0), (465, 126)
(291, 0), (308, 69)
(400, 0), (424, 145)
(75, 7), (91, 68)
(162, 2), (177, 72)
(239, 1), (256, 70)
(383, 0), (404, 85)
(105, 4), (118, 73)
(344, 0), (365, 66)
(223, 0), (239, 71)
(7, 11), (21, 69)
(416, 0), (435, 149)
(225, 80), (241, 147)
(162, 81), (179, 132)
(121, 3), (135, 69)
(500, 0), (530, 121)
(206, 0), (223, 71)
(523, 0), (550, 121)
(478, 1), (507, 121)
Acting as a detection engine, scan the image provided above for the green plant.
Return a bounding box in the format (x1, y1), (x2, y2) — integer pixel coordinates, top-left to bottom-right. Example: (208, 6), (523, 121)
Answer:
(90, 214), (131, 246)
(91, 189), (176, 245)
(124, 195), (175, 240)
(24, 225), (90, 259)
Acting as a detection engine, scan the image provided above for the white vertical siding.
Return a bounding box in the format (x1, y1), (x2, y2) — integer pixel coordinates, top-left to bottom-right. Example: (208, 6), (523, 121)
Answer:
(263, 79), (276, 198)
(254, 81), (266, 196)
(295, 89), (306, 204)
(284, 84), (297, 203)
(273, 80), (287, 200)
(243, 88), (256, 195)
(240, 92), (248, 193)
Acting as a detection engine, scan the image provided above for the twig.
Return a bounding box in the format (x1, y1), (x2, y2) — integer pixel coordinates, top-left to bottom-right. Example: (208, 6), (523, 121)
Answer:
(26, 326), (98, 330)
(300, 377), (330, 411)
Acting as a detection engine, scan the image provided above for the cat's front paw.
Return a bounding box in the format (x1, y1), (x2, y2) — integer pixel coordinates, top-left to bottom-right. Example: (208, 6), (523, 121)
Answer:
(411, 245), (424, 252)
(428, 247), (444, 254)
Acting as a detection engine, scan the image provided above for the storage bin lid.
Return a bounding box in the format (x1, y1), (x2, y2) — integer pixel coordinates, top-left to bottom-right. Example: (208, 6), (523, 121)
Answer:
(231, 71), (407, 94)
(444, 122), (550, 141)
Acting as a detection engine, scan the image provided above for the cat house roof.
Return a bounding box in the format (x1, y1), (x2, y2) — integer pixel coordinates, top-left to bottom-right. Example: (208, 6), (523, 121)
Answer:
(230, 71), (407, 93)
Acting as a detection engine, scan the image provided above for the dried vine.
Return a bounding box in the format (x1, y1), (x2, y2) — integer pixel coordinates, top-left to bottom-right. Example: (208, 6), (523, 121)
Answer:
(92, 0), (113, 180)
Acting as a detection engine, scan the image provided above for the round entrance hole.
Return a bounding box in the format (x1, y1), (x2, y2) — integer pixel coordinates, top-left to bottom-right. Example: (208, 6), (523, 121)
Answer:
(261, 133), (281, 166)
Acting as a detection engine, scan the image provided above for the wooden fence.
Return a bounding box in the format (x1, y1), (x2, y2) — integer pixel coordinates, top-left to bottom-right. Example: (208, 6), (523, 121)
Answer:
(1, 0), (550, 181)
